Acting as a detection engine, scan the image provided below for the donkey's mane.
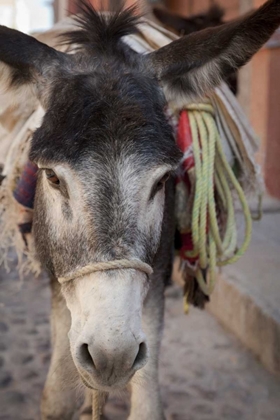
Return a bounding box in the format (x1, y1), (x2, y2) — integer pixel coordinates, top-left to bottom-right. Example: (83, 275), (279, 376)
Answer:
(62, 1), (141, 53)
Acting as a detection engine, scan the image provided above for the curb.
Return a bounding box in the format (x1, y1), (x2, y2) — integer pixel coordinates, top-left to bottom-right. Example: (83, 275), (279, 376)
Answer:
(207, 273), (280, 376)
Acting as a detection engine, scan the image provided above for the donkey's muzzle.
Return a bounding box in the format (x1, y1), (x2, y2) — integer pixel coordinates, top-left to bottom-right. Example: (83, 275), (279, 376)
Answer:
(75, 336), (148, 388)
(65, 270), (149, 389)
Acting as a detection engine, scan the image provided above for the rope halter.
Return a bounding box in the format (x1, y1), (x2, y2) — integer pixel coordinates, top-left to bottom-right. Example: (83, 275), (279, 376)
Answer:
(58, 258), (153, 284)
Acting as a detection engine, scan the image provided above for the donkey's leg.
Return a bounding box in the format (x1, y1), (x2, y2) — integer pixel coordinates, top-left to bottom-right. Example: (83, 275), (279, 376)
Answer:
(41, 278), (82, 420)
(128, 274), (166, 420)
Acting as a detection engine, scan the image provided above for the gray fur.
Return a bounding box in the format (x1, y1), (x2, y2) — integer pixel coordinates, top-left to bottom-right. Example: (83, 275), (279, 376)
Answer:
(0, 1), (279, 418)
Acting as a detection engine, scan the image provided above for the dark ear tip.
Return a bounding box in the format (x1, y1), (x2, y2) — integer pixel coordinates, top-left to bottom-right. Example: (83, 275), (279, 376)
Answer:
(152, 6), (183, 21)
(208, 4), (225, 20)
(152, 6), (168, 19)
(152, 6), (188, 32)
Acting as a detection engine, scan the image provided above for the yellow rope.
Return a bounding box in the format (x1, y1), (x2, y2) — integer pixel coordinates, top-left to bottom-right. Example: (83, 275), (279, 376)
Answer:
(58, 259), (153, 284)
(92, 391), (107, 420)
(185, 104), (253, 295)
(92, 391), (100, 420)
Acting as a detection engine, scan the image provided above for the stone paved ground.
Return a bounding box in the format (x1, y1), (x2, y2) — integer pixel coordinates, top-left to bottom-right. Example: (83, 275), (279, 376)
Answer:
(1, 257), (280, 420)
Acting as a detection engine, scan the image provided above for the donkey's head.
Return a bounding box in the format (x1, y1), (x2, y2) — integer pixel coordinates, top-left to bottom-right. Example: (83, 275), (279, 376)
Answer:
(0, 0), (279, 391)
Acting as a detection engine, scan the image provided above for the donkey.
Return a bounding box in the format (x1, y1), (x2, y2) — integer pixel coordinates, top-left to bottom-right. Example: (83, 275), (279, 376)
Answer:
(0, 1), (279, 419)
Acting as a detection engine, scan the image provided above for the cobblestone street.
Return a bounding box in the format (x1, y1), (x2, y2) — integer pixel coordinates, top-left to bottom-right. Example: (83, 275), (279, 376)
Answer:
(1, 256), (280, 420)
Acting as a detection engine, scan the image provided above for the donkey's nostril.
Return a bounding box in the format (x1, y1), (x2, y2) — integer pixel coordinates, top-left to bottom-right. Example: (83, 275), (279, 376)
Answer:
(76, 340), (147, 377)
(132, 342), (148, 370)
(80, 343), (95, 369)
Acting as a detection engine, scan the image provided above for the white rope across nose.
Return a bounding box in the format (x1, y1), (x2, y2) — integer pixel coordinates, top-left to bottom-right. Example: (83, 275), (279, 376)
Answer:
(58, 258), (153, 284)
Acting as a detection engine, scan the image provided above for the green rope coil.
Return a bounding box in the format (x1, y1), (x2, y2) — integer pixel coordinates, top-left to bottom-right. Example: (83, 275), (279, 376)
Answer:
(185, 104), (253, 296)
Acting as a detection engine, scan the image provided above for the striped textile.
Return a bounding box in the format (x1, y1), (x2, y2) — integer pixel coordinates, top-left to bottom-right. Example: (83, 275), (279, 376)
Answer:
(13, 161), (38, 209)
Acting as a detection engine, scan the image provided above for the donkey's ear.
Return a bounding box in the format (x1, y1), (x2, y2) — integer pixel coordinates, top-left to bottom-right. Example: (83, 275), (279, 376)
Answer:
(0, 25), (66, 108)
(148, 0), (280, 102)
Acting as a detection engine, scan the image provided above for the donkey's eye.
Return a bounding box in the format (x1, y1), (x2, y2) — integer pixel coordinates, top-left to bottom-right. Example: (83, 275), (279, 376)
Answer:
(157, 173), (170, 190)
(150, 172), (170, 200)
(45, 169), (60, 186)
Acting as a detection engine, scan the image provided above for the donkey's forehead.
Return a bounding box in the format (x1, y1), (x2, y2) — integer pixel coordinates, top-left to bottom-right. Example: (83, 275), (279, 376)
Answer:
(30, 70), (181, 167)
